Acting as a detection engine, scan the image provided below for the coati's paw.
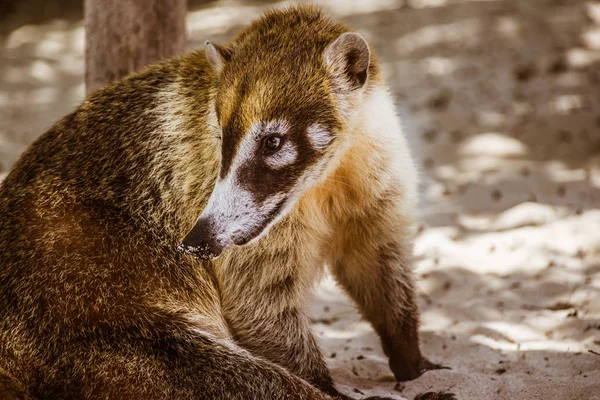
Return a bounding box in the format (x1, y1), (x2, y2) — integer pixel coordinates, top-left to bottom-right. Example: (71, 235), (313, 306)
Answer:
(363, 397), (400, 400)
(419, 358), (451, 374)
(334, 392), (399, 400)
(363, 397), (405, 400)
(389, 356), (450, 382)
(413, 391), (457, 400)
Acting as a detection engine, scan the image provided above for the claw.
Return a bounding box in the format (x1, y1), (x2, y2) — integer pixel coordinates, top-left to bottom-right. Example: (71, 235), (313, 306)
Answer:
(418, 358), (451, 375)
(363, 397), (399, 400)
(390, 356), (450, 382)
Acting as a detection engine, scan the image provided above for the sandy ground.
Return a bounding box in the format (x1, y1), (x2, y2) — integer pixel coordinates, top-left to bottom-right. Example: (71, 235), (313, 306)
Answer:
(1, 0), (600, 399)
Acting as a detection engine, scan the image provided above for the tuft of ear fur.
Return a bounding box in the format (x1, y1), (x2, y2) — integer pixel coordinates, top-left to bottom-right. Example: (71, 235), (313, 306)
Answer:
(324, 32), (370, 91)
(205, 41), (233, 74)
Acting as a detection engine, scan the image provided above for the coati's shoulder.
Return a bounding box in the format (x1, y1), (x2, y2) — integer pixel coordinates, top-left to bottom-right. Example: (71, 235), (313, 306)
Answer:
(0, 49), (219, 232)
(3, 50), (214, 181)
(82, 50), (216, 123)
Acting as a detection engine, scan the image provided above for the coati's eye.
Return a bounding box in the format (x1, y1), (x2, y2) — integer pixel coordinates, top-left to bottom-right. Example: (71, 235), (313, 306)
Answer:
(263, 135), (283, 153)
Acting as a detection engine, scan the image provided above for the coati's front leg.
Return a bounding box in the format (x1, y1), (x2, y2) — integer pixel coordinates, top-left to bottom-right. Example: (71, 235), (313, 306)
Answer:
(330, 209), (446, 382)
(216, 250), (348, 399)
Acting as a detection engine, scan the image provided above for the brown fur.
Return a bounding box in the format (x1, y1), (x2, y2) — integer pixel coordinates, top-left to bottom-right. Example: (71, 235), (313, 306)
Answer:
(0, 6), (447, 400)
(0, 367), (30, 400)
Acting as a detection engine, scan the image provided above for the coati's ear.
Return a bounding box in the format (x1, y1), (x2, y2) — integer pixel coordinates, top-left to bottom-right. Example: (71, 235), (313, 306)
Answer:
(324, 32), (370, 91)
(205, 41), (233, 74)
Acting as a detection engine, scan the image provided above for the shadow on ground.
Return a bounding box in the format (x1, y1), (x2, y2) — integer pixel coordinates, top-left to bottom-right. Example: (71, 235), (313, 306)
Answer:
(1, 1), (599, 399)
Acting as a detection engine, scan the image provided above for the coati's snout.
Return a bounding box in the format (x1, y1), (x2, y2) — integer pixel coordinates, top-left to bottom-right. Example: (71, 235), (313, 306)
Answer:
(179, 31), (372, 259)
(179, 216), (225, 259)
(178, 119), (309, 259)
(179, 165), (290, 259)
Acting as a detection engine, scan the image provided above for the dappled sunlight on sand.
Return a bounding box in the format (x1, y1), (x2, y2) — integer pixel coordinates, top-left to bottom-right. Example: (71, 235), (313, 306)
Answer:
(2, 0), (600, 399)
(0, 17), (84, 171)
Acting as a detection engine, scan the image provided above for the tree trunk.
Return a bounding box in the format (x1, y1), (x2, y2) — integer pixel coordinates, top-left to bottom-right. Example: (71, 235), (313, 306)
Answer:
(84, 0), (187, 94)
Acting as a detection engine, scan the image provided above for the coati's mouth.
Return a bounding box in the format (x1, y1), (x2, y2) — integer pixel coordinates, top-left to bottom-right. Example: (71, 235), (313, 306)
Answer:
(178, 215), (226, 260)
(177, 243), (219, 260)
(178, 196), (288, 260)
(230, 196), (287, 247)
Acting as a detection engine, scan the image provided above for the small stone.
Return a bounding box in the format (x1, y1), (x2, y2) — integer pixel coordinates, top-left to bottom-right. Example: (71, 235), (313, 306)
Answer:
(520, 166), (531, 177)
(547, 57), (568, 74)
(428, 88), (452, 110)
(450, 130), (464, 143)
(394, 382), (406, 392)
(423, 130), (438, 142)
(558, 130), (573, 143)
(491, 189), (503, 201)
(514, 64), (536, 82)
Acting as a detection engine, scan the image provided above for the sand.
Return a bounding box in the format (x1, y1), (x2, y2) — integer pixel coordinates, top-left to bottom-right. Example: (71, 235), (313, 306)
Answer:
(1, 0), (599, 399)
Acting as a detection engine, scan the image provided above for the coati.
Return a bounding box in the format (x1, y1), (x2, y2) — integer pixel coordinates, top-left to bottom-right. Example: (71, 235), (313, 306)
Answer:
(0, 6), (449, 400)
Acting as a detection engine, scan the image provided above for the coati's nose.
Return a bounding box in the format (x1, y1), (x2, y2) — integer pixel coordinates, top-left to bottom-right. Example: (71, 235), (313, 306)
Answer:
(178, 217), (224, 260)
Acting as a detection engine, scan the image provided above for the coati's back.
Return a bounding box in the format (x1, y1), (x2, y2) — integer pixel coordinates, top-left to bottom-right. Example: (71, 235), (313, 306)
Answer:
(0, 52), (224, 395)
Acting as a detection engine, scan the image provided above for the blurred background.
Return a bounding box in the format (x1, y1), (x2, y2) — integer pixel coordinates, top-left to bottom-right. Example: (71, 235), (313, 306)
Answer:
(1, 0), (599, 399)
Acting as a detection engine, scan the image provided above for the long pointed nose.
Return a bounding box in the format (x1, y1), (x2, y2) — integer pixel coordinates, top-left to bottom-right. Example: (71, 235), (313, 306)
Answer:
(178, 217), (224, 259)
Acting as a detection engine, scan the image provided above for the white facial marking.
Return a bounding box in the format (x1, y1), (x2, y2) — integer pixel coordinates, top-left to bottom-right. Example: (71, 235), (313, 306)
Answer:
(199, 119), (292, 244)
(307, 123), (332, 151)
(264, 140), (297, 170)
(202, 174), (254, 245)
(233, 119), (291, 171)
(201, 176), (287, 246)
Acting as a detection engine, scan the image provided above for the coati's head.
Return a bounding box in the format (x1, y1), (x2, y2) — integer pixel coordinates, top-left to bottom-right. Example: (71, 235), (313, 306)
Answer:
(179, 7), (379, 259)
